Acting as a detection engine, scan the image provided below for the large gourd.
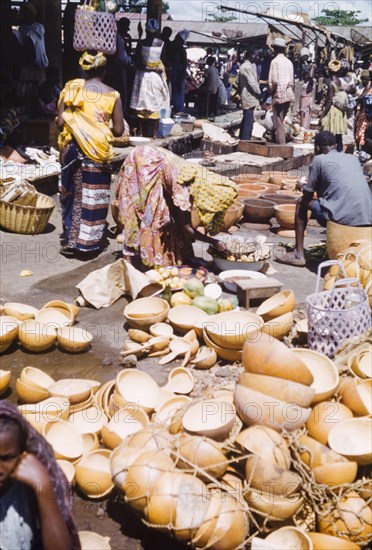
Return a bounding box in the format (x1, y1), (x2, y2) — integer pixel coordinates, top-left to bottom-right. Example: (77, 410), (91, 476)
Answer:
(183, 278), (205, 299)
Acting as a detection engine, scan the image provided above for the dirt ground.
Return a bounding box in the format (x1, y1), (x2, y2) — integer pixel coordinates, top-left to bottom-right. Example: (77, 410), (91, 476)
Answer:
(0, 171), (328, 549)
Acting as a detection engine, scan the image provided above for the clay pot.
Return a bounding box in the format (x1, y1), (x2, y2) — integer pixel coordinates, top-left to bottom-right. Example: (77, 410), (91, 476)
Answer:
(242, 198), (276, 223)
(237, 188), (260, 200)
(238, 183), (269, 194)
(274, 203), (297, 229)
(220, 201), (245, 231)
(261, 193), (298, 205)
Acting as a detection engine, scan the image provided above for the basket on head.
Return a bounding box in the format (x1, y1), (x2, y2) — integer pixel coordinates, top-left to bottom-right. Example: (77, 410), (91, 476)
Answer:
(73, 1), (117, 55)
(0, 192), (55, 234)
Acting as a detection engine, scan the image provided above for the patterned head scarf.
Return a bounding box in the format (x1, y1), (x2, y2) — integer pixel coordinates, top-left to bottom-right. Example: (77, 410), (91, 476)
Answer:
(0, 402), (81, 550)
(79, 51), (107, 72)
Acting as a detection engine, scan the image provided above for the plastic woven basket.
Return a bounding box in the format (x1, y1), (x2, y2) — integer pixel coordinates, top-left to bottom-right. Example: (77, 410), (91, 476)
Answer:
(73, 1), (117, 55)
(306, 261), (371, 357)
(0, 193), (55, 234)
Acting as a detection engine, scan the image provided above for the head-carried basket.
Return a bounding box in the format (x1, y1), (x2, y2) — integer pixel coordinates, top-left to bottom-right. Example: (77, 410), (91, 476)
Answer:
(73, 1), (117, 55)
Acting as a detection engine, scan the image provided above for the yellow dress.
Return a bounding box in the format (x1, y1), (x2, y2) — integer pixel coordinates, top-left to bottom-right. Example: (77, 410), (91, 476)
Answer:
(58, 79), (119, 163)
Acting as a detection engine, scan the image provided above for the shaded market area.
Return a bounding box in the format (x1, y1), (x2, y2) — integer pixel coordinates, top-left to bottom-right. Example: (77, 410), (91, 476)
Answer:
(0, 2), (372, 550)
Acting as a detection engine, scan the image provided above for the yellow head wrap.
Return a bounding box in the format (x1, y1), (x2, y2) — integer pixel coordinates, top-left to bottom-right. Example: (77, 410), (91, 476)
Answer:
(79, 51), (107, 72)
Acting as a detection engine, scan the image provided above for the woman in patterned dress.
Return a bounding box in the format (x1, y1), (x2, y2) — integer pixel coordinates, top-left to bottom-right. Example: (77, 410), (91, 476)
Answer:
(57, 50), (124, 257)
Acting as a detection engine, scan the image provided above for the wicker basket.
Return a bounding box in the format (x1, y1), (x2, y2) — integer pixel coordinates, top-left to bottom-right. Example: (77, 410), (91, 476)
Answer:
(0, 193), (55, 234)
(73, 1), (117, 55)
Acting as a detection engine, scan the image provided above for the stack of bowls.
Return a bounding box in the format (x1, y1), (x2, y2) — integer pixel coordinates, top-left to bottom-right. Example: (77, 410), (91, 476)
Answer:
(203, 311), (264, 362)
(235, 333), (314, 431)
(257, 289), (296, 340)
(49, 378), (93, 412)
(35, 300), (76, 330)
(0, 315), (19, 353)
(18, 396), (70, 433)
(124, 297), (170, 330)
(16, 367), (55, 403)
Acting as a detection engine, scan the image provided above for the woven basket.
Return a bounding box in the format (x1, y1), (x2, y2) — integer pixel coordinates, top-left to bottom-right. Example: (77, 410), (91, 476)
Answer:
(73, 2), (117, 55)
(0, 193), (55, 234)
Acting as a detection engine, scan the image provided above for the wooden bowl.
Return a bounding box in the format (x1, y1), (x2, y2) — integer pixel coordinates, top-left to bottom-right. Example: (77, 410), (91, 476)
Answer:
(0, 369), (11, 394)
(57, 459), (75, 484)
(239, 372), (315, 408)
(328, 417), (372, 465)
(15, 378), (49, 403)
(78, 531), (111, 550)
(115, 369), (160, 414)
(242, 198), (276, 223)
(306, 401), (353, 445)
(124, 297), (170, 330)
(340, 377), (372, 416)
(308, 532), (361, 550)
(20, 366), (55, 390)
(0, 315), (19, 352)
(41, 300), (75, 321)
(75, 449), (114, 499)
(236, 425), (291, 469)
(125, 450), (175, 513)
(4, 303), (38, 321)
(261, 193), (298, 205)
(18, 397), (70, 433)
(204, 310), (263, 350)
(49, 378), (92, 404)
(235, 384), (311, 431)
(256, 290), (296, 321)
(349, 347), (372, 379)
(182, 400), (237, 441)
(299, 434), (346, 468)
(313, 461), (358, 485)
(245, 454), (301, 495)
(262, 311), (294, 340)
(265, 527), (313, 550)
(220, 201), (245, 231)
(242, 332), (313, 386)
(274, 203), (297, 229)
(290, 349), (339, 404)
(68, 406), (107, 435)
(202, 328), (242, 362)
(18, 319), (57, 352)
(245, 488), (303, 520)
(57, 326), (93, 353)
(166, 367), (194, 394)
(43, 420), (84, 461)
(101, 407), (149, 449)
(168, 305), (208, 338)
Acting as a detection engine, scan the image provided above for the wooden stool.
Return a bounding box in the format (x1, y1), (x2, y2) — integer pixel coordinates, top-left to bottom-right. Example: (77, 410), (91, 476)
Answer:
(235, 278), (284, 308)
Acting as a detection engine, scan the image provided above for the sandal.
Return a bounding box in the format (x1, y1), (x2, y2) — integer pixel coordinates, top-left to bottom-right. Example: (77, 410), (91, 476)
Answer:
(274, 252), (306, 267)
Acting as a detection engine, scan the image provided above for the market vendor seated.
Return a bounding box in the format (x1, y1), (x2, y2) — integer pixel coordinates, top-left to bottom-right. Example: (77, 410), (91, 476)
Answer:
(277, 131), (372, 267)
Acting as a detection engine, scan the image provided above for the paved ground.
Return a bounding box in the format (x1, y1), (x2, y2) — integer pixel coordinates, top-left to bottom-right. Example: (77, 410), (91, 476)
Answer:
(0, 167), (328, 549)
